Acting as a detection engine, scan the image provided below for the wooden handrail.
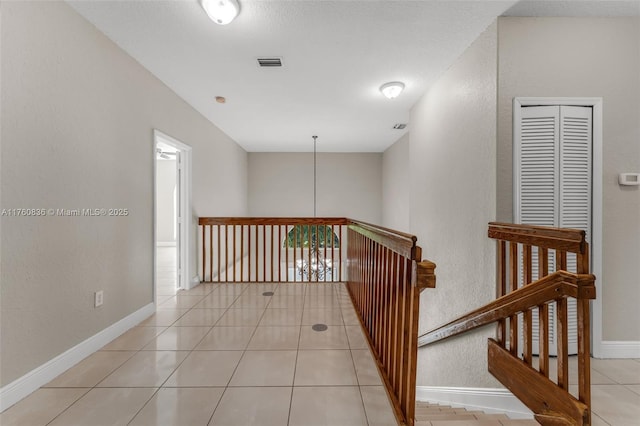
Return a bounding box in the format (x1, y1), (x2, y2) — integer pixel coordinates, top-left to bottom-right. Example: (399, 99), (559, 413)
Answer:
(488, 222), (587, 254)
(418, 271), (595, 346)
(199, 217), (350, 226)
(419, 222), (595, 425)
(348, 219), (418, 259)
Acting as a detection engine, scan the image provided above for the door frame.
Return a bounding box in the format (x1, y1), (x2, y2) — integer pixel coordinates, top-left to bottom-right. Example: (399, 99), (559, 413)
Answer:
(513, 97), (603, 358)
(153, 130), (193, 303)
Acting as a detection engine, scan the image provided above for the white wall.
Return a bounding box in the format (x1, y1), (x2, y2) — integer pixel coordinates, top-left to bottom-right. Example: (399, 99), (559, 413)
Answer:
(409, 22), (499, 388)
(497, 17), (640, 344)
(156, 160), (176, 243)
(382, 133), (410, 232)
(248, 153), (382, 223)
(1, 1), (247, 387)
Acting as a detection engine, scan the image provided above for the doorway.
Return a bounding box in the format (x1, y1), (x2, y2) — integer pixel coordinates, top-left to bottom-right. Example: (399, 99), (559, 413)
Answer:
(154, 130), (192, 303)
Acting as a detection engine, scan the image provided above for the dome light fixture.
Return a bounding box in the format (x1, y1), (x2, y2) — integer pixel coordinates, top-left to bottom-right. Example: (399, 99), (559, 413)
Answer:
(201, 0), (240, 25)
(379, 81), (405, 99)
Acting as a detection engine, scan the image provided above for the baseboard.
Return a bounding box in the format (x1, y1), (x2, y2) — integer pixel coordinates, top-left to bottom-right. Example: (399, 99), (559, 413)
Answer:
(0, 303), (155, 412)
(416, 386), (533, 419)
(156, 242), (176, 247)
(599, 341), (640, 358)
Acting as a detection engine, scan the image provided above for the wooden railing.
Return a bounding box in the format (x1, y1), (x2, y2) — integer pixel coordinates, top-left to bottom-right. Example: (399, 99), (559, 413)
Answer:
(347, 220), (436, 426)
(418, 222), (596, 425)
(198, 217), (348, 282)
(198, 217), (437, 426)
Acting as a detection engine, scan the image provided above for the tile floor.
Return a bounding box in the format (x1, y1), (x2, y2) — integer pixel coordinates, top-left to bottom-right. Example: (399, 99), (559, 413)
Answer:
(1, 247), (637, 425)
(1, 280), (396, 425)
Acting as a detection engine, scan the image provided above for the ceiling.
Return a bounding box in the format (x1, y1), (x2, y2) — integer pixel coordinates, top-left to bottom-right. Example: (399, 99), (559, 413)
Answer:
(68, 0), (639, 152)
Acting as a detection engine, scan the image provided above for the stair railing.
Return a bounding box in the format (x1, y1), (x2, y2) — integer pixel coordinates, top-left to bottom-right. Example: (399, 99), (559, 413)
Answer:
(197, 217), (437, 426)
(346, 220), (435, 426)
(418, 222), (596, 425)
(198, 217), (348, 283)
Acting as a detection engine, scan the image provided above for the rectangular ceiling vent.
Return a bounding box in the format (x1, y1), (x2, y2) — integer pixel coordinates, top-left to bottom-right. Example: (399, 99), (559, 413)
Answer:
(257, 57), (283, 67)
(393, 123), (407, 130)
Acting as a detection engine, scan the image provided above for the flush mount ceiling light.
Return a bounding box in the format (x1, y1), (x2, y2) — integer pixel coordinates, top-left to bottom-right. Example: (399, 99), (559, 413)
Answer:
(201, 0), (240, 25)
(380, 81), (405, 99)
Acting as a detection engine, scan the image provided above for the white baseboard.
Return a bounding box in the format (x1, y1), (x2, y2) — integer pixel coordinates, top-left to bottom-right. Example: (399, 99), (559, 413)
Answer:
(416, 386), (533, 419)
(156, 242), (176, 247)
(0, 303), (155, 412)
(599, 341), (640, 358)
(181, 275), (201, 291)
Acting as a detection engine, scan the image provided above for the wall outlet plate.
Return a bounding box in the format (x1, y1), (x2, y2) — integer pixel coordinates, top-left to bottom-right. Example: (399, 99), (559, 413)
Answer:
(94, 290), (104, 307)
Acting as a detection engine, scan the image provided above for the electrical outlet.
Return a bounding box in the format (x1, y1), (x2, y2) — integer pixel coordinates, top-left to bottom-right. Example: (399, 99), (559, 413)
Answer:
(94, 290), (104, 307)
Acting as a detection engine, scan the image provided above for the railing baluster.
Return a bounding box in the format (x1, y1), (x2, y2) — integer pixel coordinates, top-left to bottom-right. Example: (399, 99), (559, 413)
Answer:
(389, 251), (398, 391)
(240, 225), (244, 282)
(523, 244), (533, 365)
(202, 225), (206, 282)
(539, 247), (549, 378)
(339, 225), (343, 282)
(330, 224), (335, 282)
(233, 224), (237, 282)
(224, 225), (228, 282)
(324, 225), (328, 282)
(577, 243), (591, 419)
(555, 249), (569, 389)
(270, 225), (274, 282)
(210, 225), (213, 281)
(557, 297), (569, 390)
(278, 225), (282, 282)
(254, 224), (259, 282)
(216, 224), (220, 282)
(399, 257), (412, 417)
(497, 240), (506, 345)
(262, 225), (266, 282)
(300, 226), (304, 282)
(383, 247), (391, 370)
(509, 241), (519, 356)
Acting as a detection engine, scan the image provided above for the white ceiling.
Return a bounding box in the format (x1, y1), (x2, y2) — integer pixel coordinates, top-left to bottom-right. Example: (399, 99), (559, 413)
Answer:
(68, 0), (639, 152)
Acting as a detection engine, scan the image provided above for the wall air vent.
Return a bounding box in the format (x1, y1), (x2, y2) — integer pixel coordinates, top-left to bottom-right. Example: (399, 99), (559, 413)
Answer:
(257, 57), (283, 67)
(393, 124), (407, 130)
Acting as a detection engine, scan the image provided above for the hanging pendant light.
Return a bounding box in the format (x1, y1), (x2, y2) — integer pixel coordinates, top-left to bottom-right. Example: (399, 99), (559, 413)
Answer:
(313, 135), (318, 218)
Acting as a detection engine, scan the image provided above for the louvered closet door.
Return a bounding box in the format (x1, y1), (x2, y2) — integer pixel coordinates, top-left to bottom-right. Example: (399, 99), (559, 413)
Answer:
(515, 105), (592, 356)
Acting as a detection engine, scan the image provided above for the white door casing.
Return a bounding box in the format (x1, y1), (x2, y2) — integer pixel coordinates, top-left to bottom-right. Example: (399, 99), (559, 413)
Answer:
(153, 130), (193, 299)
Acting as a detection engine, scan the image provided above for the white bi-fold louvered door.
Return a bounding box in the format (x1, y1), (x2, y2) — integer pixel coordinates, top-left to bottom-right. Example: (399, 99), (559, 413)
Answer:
(515, 105), (592, 356)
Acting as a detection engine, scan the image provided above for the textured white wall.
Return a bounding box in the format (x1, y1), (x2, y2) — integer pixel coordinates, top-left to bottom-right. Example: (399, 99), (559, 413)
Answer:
(1, 2), (247, 386)
(410, 22), (499, 388)
(497, 17), (640, 342)
(382, 133), (410, 232)
(156, 160), (176, 243)
(248, 153), (382, 223)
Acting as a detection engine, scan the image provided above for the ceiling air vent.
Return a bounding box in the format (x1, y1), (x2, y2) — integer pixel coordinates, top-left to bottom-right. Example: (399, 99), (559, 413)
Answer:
(257, 57), (283, 67)
(393, 123), (407, 130)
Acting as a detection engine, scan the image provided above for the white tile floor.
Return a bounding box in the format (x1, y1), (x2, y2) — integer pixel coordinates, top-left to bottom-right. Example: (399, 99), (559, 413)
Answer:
(1, 247), (638, 425)
(1, 270), (396, 425)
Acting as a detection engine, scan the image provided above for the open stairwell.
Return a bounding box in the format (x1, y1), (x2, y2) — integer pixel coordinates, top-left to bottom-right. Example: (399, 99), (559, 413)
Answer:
(415, 402), (539, 425)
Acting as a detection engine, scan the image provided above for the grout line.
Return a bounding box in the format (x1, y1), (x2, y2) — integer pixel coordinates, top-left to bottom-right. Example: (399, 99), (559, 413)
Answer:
(287, 283), (307, 426)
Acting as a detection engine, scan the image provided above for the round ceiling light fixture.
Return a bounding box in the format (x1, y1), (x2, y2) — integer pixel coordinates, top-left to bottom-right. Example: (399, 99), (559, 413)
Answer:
(379, 81), (405, 99)
(201, 0), (240, 25)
